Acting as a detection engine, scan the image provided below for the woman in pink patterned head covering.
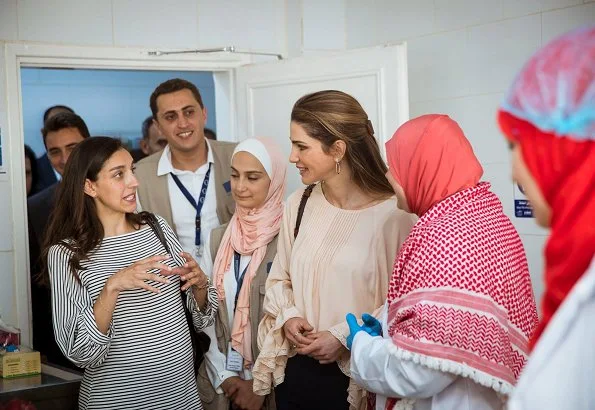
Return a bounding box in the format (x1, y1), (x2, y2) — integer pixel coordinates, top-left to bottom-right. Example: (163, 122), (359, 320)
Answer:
(197, 137), (286, 410)
(348, 114), (538, 410)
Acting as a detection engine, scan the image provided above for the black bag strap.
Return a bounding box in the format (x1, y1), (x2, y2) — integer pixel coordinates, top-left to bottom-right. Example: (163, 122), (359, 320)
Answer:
(145, 213), (171, 254)
(294, 184), (316, 239)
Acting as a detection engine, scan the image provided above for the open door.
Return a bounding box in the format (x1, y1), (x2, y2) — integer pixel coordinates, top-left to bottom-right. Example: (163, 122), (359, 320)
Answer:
(235, 44), (409, 195)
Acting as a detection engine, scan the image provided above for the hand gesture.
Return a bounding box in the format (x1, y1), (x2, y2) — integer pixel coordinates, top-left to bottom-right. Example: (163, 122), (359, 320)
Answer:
(361, 313), (382, 336)
(108, 254), (172, 294)
(173, 252), (209, 291)
(297, 331), (346, 364)
(283, 317), (314, 348)
(346, 313), (382, 349)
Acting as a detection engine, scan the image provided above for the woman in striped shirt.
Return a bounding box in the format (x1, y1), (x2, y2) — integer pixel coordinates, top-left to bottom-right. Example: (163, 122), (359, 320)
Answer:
(41, 136), (217, 410)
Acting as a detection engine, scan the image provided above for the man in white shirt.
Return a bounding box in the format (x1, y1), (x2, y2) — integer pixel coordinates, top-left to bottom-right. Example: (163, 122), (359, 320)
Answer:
(135, 78), (236, 261)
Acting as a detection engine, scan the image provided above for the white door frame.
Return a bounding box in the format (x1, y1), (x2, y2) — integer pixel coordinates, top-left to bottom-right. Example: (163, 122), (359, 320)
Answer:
(2, 42), (249, 345)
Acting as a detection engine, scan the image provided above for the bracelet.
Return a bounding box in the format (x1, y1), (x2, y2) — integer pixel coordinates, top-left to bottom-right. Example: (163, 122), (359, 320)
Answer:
(95, 294), (112, 314)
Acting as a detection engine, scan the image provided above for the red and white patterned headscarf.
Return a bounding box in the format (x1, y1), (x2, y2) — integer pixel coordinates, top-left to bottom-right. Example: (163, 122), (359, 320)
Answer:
(384, 115), (538, 408)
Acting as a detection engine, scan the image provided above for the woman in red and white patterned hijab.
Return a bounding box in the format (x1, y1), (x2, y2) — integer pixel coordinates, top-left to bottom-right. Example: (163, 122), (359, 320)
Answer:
(348, 114), (538, 410)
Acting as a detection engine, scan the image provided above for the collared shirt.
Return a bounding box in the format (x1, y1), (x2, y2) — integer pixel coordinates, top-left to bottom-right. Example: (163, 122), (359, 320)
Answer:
(137, 141), (220, 263)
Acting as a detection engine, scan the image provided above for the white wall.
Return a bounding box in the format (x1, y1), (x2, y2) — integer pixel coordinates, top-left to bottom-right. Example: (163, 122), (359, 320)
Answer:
(0, 0), (593, 328)
(304, 0), (593, 304)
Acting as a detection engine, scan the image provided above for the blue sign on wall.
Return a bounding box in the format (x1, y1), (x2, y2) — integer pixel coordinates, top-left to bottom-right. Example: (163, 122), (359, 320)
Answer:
(514, 183), (533, 218)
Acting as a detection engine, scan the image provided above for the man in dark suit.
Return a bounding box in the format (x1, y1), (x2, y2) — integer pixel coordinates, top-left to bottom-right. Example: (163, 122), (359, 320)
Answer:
(28, 112), (90, 370)
(34, 105), (75, 192)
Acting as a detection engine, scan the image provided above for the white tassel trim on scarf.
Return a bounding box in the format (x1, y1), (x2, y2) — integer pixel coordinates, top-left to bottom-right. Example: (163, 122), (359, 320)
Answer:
(394, 399), (416, 410)
(384, 341), (513, 406)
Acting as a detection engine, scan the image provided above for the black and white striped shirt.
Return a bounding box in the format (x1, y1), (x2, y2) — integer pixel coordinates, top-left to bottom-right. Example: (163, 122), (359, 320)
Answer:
(48, 215), (217, 409)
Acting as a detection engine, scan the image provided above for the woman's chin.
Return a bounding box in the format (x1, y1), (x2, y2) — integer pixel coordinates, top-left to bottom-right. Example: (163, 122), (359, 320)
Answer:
(235, 198), (258, 209)
(299, 173), (317, 186)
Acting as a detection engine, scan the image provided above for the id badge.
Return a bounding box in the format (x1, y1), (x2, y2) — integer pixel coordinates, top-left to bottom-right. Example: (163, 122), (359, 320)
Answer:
(226, 345), (243, 372)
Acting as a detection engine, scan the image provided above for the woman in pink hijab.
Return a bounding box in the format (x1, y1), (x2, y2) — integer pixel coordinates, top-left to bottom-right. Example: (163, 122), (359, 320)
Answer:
(197, 137), (286, 410)
(348, 114), (538, 409)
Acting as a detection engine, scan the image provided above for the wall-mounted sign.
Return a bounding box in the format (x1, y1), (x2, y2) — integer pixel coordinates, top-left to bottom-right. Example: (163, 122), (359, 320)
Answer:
(514, 183), (533, 218)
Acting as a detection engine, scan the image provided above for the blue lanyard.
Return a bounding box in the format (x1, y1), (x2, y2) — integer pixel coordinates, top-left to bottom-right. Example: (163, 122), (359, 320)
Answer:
(170, 163), (212, 249)
(233, 251), (249, 313)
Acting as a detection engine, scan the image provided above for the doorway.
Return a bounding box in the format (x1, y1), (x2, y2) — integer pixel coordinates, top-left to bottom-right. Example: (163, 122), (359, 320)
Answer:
(22, 68), (218, 158)
(4, 42), (248, 345)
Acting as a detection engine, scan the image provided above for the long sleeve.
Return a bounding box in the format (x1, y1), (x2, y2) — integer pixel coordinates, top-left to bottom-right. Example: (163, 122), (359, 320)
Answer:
(185, 286), (218, 330)
(260, 200), (302, 333)
(252, 196), (301, 395)
(203, 323), (240, 392)
(159, 215), (217, 329)
(48, 244), (114, 368)
(350, 332), (456, 399)
(258, 197), (302, 344)
(508, 261), (595, 410)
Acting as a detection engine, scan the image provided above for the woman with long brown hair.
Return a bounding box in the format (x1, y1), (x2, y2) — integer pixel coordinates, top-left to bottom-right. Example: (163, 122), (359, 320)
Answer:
(252, 90), (417, 409)
(42, 136), (218, 410)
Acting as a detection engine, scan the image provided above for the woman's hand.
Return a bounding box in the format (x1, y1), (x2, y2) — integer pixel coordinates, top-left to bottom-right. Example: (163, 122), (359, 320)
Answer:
(231, 379), (265, 410)
(174, 252), (209, 291)
(107, 254), (172, 294)
(283, 317), (314, 348)
(174, 252), (209, 310)
(297, 331), (347, 364)
(221, 376), (241, 399)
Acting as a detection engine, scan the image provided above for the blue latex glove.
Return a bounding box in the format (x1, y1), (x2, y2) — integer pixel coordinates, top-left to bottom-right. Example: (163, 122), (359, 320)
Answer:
(346, 313), (362, 350)
(361, 313), (382, 336)
(346, 313), (383, 350)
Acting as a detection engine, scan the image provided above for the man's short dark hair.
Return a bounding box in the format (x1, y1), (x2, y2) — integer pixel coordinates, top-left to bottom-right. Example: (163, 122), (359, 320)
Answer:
(43, 105), (74, 123)
(150, 78), (204, 118)
(141, 116), (154, 140)
(204, 127), (217, 140)
(42, 112), (91, 145)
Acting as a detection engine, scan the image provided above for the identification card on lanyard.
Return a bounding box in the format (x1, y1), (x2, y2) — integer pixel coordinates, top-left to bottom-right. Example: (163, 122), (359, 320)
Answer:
(226, 345), (244, 372)
(226, 251), (249, 372)
(170, 163), (212, 257)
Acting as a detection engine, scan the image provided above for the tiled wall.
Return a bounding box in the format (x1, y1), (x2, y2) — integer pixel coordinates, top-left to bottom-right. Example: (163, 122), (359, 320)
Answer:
(336, 0), (593, 304)
(0, 0), (286, 50)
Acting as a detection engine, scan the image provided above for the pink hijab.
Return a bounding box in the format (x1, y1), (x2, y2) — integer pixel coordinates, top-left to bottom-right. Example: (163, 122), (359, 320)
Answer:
(212, 137), (286, 366)
(386, 114), (483, 216)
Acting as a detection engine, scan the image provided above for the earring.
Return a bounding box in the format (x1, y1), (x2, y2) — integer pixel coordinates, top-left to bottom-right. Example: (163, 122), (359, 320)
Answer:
(335, 159), (341, 175)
